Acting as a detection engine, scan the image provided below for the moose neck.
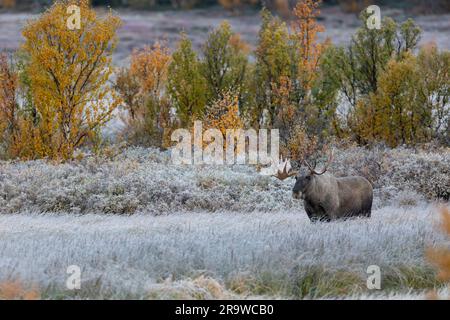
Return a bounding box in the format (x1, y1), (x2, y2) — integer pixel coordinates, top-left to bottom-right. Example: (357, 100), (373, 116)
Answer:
(305, 174), (331, 201)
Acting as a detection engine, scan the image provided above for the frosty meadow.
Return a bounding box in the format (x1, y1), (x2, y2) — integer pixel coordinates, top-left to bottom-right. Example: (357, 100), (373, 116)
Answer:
(0, 147), (448, 299)
(0, 0), (449, 302)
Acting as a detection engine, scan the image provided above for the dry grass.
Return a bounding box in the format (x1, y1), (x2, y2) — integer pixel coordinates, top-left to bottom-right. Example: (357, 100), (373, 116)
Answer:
(147, 275), (238, 299)
(0, 206), (448, 299)
(0, 280), (40, 300)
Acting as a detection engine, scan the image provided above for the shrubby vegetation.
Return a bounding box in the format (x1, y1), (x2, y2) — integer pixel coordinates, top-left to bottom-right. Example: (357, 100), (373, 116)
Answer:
(167, 33), (206, 126)
(0, 206), (448, 299)
(0, 147), (447, 215)
(0, 0), (448, 300)
(3, 0), (449, 14)
(0, 0), (450, 160)
(112, 0), (448, 158)
(1, 0), (121, 159)
(4, 0), (447, 204)
(115, 42), (172, 147)
(0, 0), (449, 184)
(322, 14), (449, 146)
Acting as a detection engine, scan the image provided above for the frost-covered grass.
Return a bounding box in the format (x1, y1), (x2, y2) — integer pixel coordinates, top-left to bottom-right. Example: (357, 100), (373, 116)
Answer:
(0, 206), (448, 299)
(0, 147), (300, 214)
(0, 147), (448, 215)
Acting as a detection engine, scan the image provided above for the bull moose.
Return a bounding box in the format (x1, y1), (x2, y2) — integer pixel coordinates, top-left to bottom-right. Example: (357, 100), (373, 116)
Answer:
(272, 150), (373, 222)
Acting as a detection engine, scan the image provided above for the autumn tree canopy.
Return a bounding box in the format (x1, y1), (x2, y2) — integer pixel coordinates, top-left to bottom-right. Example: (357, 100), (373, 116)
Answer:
(167, 34), (207, 127)
(21, 0), (121, 159)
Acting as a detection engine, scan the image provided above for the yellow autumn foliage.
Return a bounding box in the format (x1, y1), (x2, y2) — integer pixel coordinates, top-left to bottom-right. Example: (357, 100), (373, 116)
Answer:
(292, 0), (325, 93)
(0, 0), (16, 9)
(117, 42), (173, 148)
(351, 53), (437, 147)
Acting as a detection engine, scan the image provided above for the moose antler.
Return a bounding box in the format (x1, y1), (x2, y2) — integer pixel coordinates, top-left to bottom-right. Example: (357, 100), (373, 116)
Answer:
(303, 148), (334, 175)
(272, 158), (298, 180)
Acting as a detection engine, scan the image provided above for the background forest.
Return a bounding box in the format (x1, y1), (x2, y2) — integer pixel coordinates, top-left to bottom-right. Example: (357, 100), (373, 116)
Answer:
(0, 0), (449, 300)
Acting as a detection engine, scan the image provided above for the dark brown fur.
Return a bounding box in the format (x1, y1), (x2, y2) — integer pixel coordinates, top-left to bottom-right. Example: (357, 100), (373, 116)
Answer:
(292, 173), (373, 222)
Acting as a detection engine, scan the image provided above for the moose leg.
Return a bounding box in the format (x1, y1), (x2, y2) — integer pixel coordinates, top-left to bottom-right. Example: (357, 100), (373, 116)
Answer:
(304, 202), (318, 222)
(359, 191), (373, 218)
(305, 202), (330, 222)
(305, 205), (316, 222)
(362, 198), (372, 218)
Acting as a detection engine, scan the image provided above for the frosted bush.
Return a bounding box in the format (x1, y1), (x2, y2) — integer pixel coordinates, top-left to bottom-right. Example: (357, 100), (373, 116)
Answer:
(330, 145), (388, 187)
(331, 146), (450, 201)
(0, 146), (448, 215)
(381, 148), (450, 200)
(0, 147), (300, 214)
